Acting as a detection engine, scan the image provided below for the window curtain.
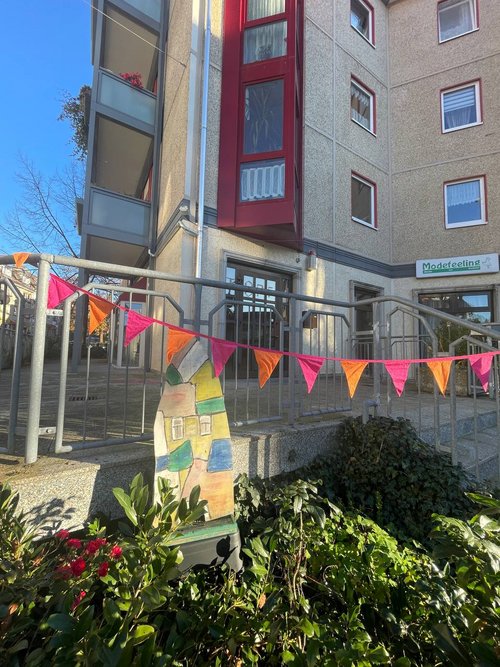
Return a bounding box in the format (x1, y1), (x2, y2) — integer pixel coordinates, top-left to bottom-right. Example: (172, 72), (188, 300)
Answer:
(439, 0), (473, 41)
(446, 180), (480, 207)
(443, 86), (476, 129)
(247, 0), (285, 21)
(351, 84), (370, 126)
(241, 160), (285, 201)
(244, 21), (287, 63)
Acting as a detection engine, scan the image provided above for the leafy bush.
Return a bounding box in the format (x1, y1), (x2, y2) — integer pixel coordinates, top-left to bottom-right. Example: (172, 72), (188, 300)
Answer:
(321, 416), (476, 543)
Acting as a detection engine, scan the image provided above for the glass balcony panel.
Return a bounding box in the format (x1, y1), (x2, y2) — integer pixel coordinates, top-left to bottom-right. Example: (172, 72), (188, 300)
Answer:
(124, 0), (161, 22)
(90, 189), (150, 241)
(240, 158), (285, 202)
(98, 71), (156, 126)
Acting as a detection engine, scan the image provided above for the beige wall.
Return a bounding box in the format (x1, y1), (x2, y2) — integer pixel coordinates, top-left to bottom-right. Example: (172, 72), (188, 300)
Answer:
(389, 0), (500, 263)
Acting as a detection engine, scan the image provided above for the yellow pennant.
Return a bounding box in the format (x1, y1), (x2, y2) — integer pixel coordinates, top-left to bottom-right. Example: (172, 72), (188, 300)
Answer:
(341, 360), (369, 398)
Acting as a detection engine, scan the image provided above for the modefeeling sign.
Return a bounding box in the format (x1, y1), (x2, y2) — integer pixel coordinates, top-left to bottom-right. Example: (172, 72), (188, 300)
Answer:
(416, 253), (499, 279)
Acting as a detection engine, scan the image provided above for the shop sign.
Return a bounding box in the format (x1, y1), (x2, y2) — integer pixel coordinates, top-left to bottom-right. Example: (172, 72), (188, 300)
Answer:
(416, 253), (499, 279)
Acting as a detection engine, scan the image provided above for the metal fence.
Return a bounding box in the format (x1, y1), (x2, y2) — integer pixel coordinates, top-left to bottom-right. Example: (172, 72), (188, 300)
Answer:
(0, 253), (499, 482)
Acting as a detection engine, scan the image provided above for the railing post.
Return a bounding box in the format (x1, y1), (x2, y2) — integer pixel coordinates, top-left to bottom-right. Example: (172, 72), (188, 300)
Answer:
(372, 302), (381, 413)
(8, 295), (24, 452)
(193, 282), (202, 332)
(71, 268), (87, 372)
(54, 295), (75, 453)
(24, 257), (50, 464)
(288, 297), (297, 426)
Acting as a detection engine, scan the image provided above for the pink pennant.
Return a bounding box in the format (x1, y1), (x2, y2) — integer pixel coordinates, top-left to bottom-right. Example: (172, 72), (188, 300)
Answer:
(297, 355), (324, 393)
(47, 274), (77, 309)
(384, 360), (412, 397)
(124, 310), (154, 346)
(211, 339), (237, 377)
(469, 353), (493, 393)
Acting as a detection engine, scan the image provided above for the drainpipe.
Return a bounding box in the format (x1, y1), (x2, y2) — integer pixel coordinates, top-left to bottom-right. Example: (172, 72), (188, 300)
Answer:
(195, 0), (211, 279)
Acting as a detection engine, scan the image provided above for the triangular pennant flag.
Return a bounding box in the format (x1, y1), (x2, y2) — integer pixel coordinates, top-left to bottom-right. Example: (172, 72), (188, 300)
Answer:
(13, 252), (30, 268)
(254, 349), (283, 388)
(166, 328), (195, 364)
(88, 295), (115, 334)
(124, 310), (154, 346)
(469, 353), (493, 393)
(47, 274), (78, 309)
(426, 360), (452, 395)
(297, 354), (324, 393)
(211, 339), (237, 377)
(341, 360), (368, 398)
(384, 360), (412, 397)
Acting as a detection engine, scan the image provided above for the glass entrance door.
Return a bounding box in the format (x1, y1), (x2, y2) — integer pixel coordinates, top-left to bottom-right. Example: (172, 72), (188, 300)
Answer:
(225, 262), (292, 378)
(114, 302), (146, 368)
(353, 285), (381, 371)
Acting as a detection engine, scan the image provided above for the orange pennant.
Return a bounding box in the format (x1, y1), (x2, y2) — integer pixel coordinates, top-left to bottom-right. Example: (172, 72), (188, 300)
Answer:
(254, 349), (283, 388)
(166, 328), (195, 364)
(13, 252), (30, 268)
(88, 295), (114, 334)
(426, 360), (452, 395)
(341, 360), (368, 398)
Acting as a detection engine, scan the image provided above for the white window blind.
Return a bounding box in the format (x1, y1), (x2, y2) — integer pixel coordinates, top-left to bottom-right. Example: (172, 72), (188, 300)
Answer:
(241, 160), (285, 201)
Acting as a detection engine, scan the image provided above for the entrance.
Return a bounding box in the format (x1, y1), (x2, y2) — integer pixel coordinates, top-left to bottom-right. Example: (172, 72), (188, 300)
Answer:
(353, 284), (382, 369)
(224, 262), (292, 378)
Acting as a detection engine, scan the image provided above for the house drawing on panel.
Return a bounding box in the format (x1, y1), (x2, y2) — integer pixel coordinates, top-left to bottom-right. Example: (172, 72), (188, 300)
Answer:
(153, 338), (234, 520)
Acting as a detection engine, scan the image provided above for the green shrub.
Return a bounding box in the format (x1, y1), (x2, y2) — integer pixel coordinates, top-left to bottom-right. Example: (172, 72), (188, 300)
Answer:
(322, 416), (476, 543)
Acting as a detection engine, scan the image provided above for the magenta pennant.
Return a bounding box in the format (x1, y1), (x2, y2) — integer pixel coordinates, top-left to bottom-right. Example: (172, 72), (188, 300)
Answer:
(211, 339), (237, 377)
(469, 353), (493, 392)
(384, 360), (412, 397)
(297, 355), (324, 393)
(47, 274), (77, 309)
(124, 310), (154, 346)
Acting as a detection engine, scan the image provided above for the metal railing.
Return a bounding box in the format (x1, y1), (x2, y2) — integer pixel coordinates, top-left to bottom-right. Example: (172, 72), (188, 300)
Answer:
(0, 253), (499, 483)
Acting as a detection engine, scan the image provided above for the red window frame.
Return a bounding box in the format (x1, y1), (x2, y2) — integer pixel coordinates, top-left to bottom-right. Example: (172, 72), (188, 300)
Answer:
(350, 75), (377, 135)
(218, 0), (304, 249)
(351, 171), (378, 229)
(351, 0), (375, 47)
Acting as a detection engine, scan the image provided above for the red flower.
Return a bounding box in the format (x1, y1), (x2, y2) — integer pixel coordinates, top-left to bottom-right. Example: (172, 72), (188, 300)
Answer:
(55, 529), (70, 540)
(97, 561), (109, 577)
(95, 537), (107, 548)
(67, 538), (82, 549)
(86, 538), (106, 555)
(110, 545), (122, 560)
(70, 557), (86, 577)
(71, 590), (86, 611)
(55, 565), (72, 580)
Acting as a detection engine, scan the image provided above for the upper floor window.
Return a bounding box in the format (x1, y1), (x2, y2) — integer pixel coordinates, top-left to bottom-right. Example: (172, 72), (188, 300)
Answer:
(351, 77), (376, 134)
(444, 176), (486, 228)
(351, 173), (377, 229)
(351, 0), (374, 45)
(438, 0), (478, 43)
(441, 81), (481, 132)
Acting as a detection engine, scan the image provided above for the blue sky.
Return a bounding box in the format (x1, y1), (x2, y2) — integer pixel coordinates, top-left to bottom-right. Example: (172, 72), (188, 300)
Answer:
(0, 0), (92, 246)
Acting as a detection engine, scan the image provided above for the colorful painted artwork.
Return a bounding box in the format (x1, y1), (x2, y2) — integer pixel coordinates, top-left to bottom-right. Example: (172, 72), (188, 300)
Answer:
(153, 339), (234, 520)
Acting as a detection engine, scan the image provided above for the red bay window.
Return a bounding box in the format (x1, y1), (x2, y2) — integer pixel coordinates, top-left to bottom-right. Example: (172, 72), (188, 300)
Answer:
(217, 0), (303, 249)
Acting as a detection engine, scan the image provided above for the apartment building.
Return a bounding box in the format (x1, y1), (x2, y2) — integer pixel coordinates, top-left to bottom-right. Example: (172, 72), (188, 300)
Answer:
(79, 0), (500, 368)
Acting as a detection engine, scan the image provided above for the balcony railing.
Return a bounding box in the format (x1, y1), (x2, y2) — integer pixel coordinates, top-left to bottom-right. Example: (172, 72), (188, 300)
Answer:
(97, 70), (156, 128)
(122, 0), (161, 23)
(87, 187), (150, 245)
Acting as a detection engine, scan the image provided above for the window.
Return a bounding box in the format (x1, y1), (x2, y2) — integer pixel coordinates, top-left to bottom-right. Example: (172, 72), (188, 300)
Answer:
(351, 173), (377, 228)
(199, 415), (212, 436)
(438, 0), (478, 43)
(441, 81), (481, 132)
(218, 0), (303, 248)
(171, 417), (184, 441)
(351, 0), (374, 45)
(444, 177), (486, 228)
(351, 77), (375, 134)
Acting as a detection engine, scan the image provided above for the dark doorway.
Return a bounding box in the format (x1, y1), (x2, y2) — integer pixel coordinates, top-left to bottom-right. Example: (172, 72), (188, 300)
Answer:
(353, 284), (381, 373)
(224, 261), (292, 378)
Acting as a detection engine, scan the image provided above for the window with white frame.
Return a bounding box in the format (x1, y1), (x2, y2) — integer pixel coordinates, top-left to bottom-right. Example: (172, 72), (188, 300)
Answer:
(351, 78), (375, 133)
(199, 415), (212, 436)
(351, 173), (376, 228)
(441, 81), (481, 132)
(438, 0), (478, 43)
(351, 0), (374, 44)
(444, 177), (486, 228)
(171, 417), (184, 440)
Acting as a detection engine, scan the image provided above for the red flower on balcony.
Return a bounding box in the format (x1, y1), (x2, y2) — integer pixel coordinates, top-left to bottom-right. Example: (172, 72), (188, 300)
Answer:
(119, 72), (143, 89)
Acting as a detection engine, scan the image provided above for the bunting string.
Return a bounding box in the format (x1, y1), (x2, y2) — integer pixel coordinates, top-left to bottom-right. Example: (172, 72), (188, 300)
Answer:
(44, 273), (500, 397)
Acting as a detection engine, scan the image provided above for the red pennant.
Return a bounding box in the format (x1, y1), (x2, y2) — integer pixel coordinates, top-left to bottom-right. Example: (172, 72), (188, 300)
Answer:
(469, 353), (493, 393)
(384, 360), (412, 397)
(124, 310), (154, 346)
(296, 355), (324, 393)
(211, 339), (237, 377)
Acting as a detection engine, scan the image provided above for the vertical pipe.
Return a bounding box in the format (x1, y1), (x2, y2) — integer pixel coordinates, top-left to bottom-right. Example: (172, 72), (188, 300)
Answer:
(54, 296), (73, 453)
(25, 257), (50, 464)
(8, 295), (24, 452)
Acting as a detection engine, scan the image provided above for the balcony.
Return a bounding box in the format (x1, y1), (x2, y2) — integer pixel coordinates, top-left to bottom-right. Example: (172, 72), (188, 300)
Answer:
(97, 70), (156, 128)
